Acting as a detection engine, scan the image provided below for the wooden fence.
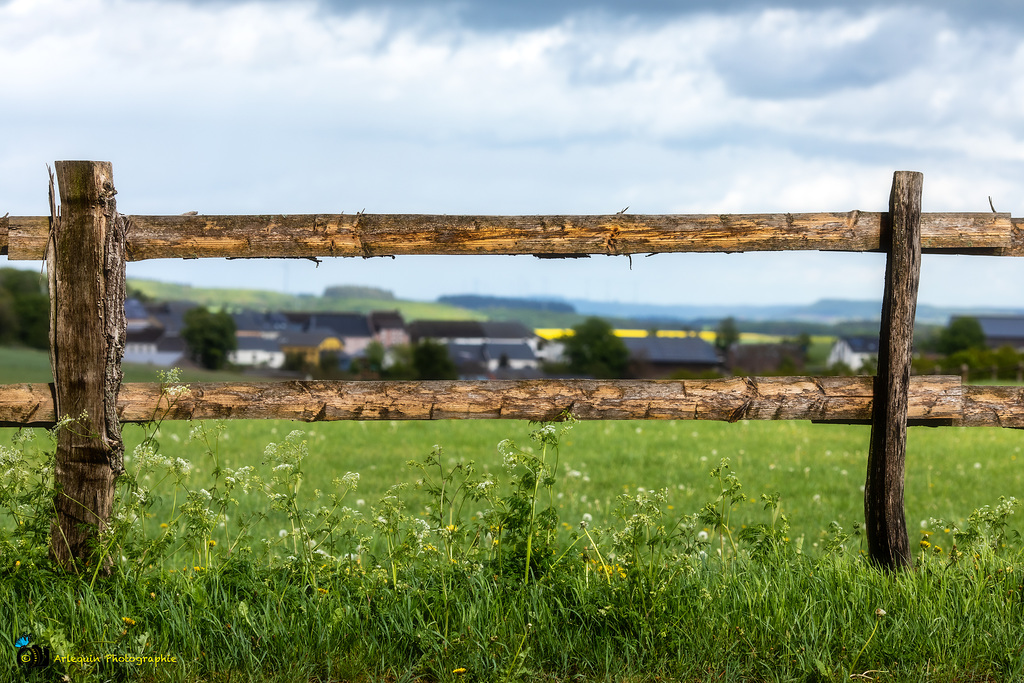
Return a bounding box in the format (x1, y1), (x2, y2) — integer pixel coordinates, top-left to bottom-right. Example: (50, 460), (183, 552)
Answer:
(1, 161), (1022, 572)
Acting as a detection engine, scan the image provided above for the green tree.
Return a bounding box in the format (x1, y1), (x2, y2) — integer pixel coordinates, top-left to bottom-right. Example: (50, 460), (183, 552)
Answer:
(562, 317), (629, 379)
(362, 340), (386, 375)
(182, 307), (237, 370)
(715, 317), (740, 353)
(413, 339), (458, 380)
(383, 343), (416, 379)
(0, 268), (49, 349)
(0, 288), (17, 345)
(937, 317), (986, 355)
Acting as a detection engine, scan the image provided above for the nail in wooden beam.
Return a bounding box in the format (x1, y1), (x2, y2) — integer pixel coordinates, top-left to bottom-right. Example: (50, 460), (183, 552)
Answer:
(47, 161), (128, 573)
(865, 171), (923, 570)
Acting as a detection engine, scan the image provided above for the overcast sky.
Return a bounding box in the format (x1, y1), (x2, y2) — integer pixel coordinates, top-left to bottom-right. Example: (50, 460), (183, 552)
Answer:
(2, 0), (1023, 308)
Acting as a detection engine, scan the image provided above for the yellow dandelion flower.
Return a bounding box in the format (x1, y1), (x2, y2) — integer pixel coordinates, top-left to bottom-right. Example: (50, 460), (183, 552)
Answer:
(453, 667), (467, 674)
(122, 616), (136, 626)
(14, 561), (20, 569)
(160, 523), (169, 529)
(208, 540), (216, 547)
(194, 566), (203, 571)
(318, 587), (328, 595)
(920, 540), (931, 549)
(446, 524), (457, 533)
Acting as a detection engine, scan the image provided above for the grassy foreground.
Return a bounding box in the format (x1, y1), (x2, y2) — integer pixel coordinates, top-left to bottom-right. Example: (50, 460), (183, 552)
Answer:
(0, 404), (1022, 681)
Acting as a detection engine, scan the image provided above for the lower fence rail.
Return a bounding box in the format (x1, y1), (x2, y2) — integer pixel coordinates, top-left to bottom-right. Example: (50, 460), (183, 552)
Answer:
(0, 376), (1019, 428)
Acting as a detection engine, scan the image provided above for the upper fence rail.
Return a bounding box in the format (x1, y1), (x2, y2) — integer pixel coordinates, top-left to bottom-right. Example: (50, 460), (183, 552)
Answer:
(2, 211), (1022, 260)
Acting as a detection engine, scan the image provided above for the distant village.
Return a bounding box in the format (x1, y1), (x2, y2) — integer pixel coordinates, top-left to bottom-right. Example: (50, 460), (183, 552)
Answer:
(2, 266), (1020, 381)
(124, 298), (728, 379)
(122, 297), (1024, 381)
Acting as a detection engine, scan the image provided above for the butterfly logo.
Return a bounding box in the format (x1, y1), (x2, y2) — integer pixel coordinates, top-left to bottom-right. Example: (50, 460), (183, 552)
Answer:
(15, 634), (50, 669)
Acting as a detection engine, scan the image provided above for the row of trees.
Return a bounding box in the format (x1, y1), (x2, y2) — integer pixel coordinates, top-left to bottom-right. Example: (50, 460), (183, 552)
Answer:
(916, 317), (1024, 380)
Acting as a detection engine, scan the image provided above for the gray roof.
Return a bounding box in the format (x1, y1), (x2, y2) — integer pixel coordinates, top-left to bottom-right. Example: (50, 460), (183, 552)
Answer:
(124, 298), (150, 320)
(623, 337), (720, 365)
(234, 337), (283, 352)
(483, 342), (536, 361)
(126, 326), (163, 344)
(446, 343), (487, 365)
(480, 321), (534, 339)
(445, 342), (536, 369)
(968, 316), (1024, 339)
(232, 310), (294, 333)
(840, 336), (880, 354)
(410, 320), (534, 342)
(368, 310), (406, 331)
(284, 312), (372, 337)
(279, 330), (340, 347)
(123, 350), (185, 367)
(146, 301), (197, 336)
(410, 320), (487, 341)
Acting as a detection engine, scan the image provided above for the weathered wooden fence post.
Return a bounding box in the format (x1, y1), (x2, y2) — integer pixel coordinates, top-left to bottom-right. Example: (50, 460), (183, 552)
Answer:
(864, 171), (923, 570)
(47, 161), (127, 571)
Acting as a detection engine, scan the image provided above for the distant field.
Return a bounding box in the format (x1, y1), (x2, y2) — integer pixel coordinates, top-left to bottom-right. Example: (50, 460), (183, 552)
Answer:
(127, 278), (484, 320)
(0, 346), (248, 384)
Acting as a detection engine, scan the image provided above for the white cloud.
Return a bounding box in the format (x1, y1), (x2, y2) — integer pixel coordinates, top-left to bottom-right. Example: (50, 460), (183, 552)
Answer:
(1, 0), (1022, 307)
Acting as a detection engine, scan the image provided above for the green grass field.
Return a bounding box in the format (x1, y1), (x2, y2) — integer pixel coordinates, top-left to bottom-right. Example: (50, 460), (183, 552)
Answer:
(0, 346), (262, 384)
(3, 417), (1021, 564)
(98, 418), (1022, 550)
(127, 278), (484, 321)
(2, 416), (1023, 682)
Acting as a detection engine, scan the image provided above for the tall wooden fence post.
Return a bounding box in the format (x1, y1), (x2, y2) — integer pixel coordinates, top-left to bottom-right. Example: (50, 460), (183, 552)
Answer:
(865, 171), (923, 570)
(47, 161), (128, 572)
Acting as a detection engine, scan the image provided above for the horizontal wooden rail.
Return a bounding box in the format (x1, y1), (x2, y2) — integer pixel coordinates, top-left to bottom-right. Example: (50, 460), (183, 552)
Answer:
(2, 213), (1020, 260)
(3, 376), (1021, 428)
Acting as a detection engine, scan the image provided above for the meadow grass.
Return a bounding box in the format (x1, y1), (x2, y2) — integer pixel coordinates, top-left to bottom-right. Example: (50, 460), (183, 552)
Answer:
(1, 414), (1022, 682)
(106, 418), (1024, 551)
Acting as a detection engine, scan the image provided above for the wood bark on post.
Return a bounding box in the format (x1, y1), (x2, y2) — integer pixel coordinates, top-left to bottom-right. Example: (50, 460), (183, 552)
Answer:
(865, 171), (923, 570)
(47, 161), (128, 572)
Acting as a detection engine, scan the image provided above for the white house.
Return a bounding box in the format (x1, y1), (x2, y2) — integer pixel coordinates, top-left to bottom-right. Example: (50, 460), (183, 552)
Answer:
(827, 336), (879, 372)
(229, 337), (285, 369)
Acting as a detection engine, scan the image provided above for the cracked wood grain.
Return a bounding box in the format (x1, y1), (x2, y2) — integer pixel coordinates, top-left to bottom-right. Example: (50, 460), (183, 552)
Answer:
(1, 211), (1016, 260)
(0, 376), (974, 426)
